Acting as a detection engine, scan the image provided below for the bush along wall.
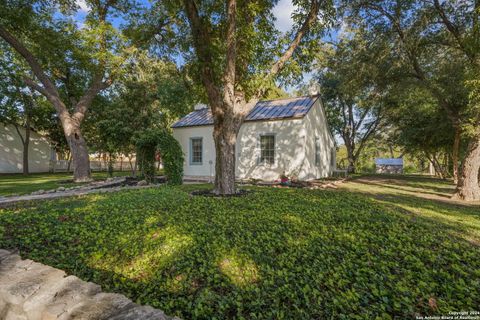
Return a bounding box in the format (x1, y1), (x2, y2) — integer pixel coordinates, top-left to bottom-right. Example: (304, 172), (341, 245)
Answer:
(135, 129), (184, 184)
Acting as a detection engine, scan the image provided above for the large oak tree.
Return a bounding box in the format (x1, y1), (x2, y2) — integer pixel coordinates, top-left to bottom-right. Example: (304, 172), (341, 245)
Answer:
(144, 0), (334, 194)
(347, 0), (479, 200)
(0, 0), (126, 182)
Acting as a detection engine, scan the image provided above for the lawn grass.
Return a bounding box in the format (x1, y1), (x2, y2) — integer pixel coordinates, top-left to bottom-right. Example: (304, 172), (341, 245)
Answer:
(0, 176), (479, 319)
(340, 175), (480, 244)
(0, 171), (133, 196)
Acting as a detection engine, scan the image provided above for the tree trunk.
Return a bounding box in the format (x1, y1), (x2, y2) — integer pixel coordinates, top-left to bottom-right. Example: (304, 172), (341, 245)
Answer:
(63, 118), (91, 182)
(108, 153), (114, 177)
(429, 161), (435, 176)
(22, 125), (30, 175)
(432, 155), (446, 179)
(388, 145), (395, 158)
(452, 125), (461, 184)
(22, 110), (31, 175)
(14, 123), (30, 175)
(128, 155), (135, 176)
(347, 157), (356, 174)
(66, 152), (72, 172)
(345, 143), (356, 173)
(213, 120), (238, 195)
(453, 136), (480, 201)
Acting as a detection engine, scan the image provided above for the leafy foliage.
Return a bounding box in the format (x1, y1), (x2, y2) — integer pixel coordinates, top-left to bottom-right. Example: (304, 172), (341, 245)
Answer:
(1, 180), (479, 319)
(314, 28), (389, 172)
(83, 50), (195, 163)
(135, 129), (183, 184)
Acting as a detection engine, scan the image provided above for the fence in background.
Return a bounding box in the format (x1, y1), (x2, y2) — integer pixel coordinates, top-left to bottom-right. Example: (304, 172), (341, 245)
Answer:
(50, 160), (163, 173)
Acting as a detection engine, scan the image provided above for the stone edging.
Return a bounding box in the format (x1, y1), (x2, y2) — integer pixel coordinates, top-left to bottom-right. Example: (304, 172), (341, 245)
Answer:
(0, 249), (180, 320)
(0, 184), (161, 208)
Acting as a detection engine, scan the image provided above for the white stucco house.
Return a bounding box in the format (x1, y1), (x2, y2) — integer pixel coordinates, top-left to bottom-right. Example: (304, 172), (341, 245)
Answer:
(0, 123), (54, 173)
(172, 95), (336, 181)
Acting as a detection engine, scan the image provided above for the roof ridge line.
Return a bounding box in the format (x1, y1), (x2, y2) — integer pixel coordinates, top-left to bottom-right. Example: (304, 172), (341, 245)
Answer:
(258, 94), (319, 104)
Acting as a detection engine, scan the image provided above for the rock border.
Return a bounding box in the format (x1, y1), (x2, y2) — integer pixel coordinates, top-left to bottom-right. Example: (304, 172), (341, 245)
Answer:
(0, 249), (180, 320)
(0, 182), (162, 208)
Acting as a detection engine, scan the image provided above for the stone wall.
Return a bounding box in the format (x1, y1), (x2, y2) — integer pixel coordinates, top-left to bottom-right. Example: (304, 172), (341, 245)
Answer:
(0, 250), (179, 320)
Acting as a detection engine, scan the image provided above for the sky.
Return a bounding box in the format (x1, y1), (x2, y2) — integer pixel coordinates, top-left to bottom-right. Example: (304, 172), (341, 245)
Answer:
(273, 0), (296, 33)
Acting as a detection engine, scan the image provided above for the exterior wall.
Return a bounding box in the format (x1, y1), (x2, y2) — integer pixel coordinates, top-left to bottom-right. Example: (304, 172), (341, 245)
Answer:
(172, 125), (216, 179)
(172, 100), (336, 181)
(301, 100), (336, 179)
(0, 124), (53, 173)
(235, 118), (308, 180)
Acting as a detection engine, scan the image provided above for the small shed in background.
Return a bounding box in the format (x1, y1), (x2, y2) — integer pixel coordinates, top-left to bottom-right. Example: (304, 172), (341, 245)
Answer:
(375, 158), (403, 174)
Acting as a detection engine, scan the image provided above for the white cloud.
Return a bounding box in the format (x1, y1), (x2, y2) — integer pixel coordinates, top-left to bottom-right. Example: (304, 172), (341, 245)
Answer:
(273, 0), (295, 33)
(76, 0), (90, 13)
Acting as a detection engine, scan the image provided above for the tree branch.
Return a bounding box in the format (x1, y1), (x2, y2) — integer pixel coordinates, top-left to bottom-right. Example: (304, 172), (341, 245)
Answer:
(354, 115), (382, 159)
(270, 0), (320, 76)
(22, 77), (49, 98)
(354, 106), (371, 133)
(0, 25), (61, 102)
(432, 2), (463, 51)
(360, 1), (460, 123)
(73, 75), (111, 122)
(244, 0), (321, 110)
(183, 0), (223, 111)
(223, 0), (237, 107)
(13, 123), (25, 145)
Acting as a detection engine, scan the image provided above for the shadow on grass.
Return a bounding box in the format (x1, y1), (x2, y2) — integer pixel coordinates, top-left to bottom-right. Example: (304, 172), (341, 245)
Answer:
(1, 184), (480, 319)
(349, 174), (455, 195)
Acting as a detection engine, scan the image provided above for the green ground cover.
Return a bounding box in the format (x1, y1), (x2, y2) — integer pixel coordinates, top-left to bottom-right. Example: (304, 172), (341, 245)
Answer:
(0, 171), (132, 196)
(0, 176), (479, 319)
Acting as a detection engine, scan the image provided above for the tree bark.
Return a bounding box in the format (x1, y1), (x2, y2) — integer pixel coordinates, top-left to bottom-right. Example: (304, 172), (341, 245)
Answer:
(213, 120), (238, 195)
(63, 118), (91, 182)
(345, 143), (356, 173)
(23, 100), (32, 175)
(432, 157), (445, 179)
(452, 125), (461, 184)
(453, 135), (480, 201)
(13, 123), (30, 175)
(23, 124), (30, 175)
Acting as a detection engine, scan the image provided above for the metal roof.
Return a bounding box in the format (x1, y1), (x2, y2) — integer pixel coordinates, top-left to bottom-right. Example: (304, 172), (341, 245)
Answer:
(375, 158), (403, 166)
(171, 95), (319, 128)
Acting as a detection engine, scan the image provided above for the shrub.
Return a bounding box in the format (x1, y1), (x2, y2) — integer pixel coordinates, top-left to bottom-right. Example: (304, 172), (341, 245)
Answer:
(135, 129), (184, 184)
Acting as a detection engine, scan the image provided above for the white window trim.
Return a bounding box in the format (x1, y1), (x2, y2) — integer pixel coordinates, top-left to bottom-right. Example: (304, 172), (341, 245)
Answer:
(257, 133), (276, 165)
(189, 137), (203, 165)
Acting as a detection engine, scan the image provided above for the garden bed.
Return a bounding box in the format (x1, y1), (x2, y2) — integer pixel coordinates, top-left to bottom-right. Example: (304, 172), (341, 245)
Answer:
(190, 189), (250, 197)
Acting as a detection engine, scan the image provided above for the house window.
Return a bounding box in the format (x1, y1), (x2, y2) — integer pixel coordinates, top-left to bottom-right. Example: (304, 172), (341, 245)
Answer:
(315, 137), (321, 166)
(260, 134), (275, 164)
(190, 137), (203, 165)
(331, 148), (336, 167)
